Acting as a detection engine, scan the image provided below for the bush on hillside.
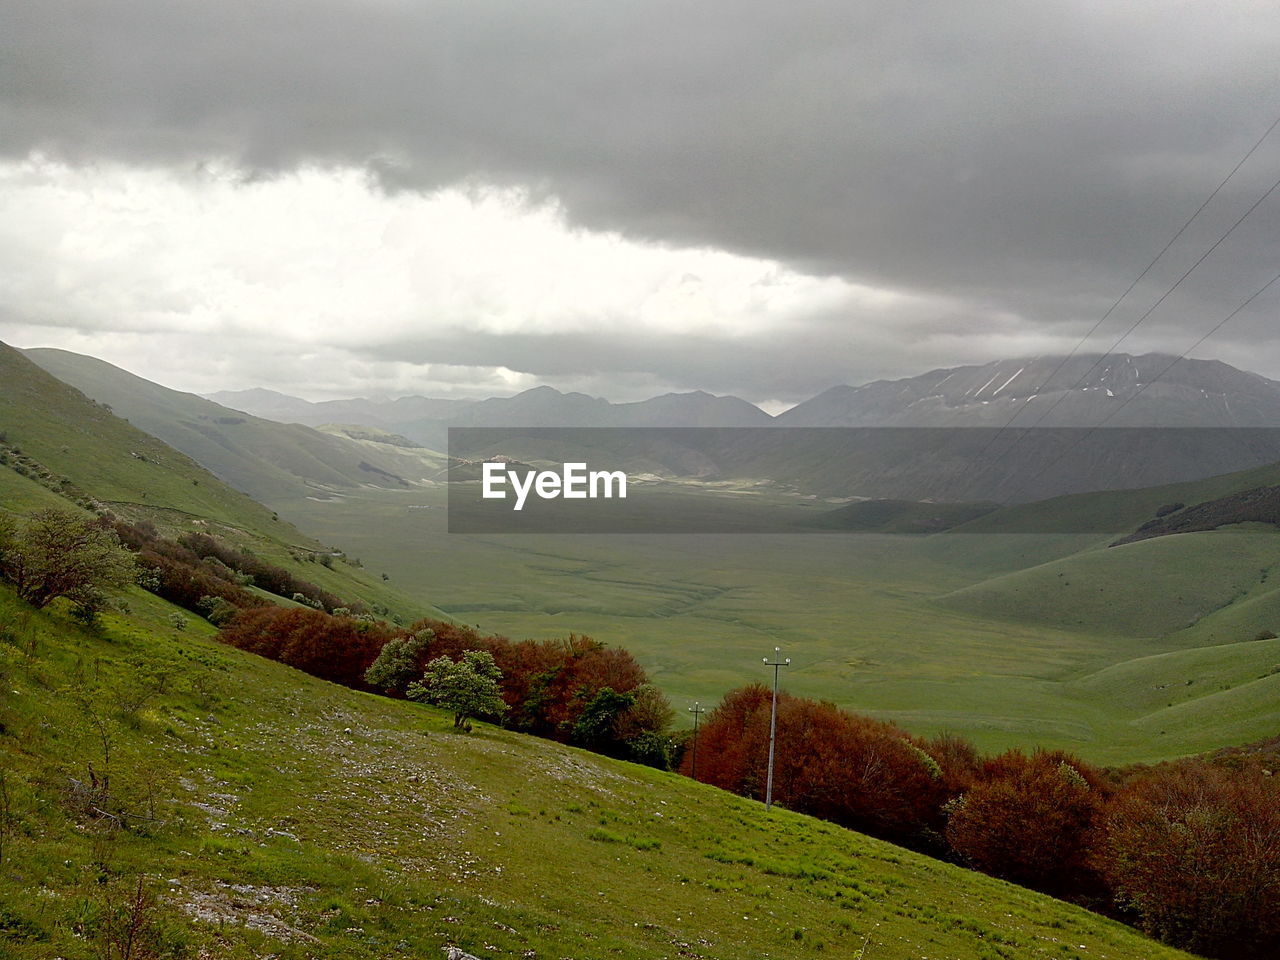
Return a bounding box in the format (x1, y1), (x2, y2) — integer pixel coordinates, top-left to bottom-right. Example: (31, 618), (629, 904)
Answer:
(0, 510), (136, 613)
(177, 532), (347, 613)
(220, 606), (397, 688)
(407, 650), (507, 730)
(1098, 760), (1280, 958)
(364, 628), (434, 694)
(109, 520), (266, 618)
(686, 685), (954, 847)
(945, 749), (1108, 900)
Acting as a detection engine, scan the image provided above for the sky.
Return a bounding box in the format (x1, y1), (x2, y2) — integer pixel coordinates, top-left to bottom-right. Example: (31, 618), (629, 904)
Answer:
(4, 1), (1280, 408)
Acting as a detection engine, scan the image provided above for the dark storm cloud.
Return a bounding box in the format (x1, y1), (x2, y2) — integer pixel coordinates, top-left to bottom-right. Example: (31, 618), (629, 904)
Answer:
(5, 0), (1280, 394)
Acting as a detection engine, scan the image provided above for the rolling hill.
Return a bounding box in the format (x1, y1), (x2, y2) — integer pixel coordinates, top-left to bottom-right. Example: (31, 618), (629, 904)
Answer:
(23, 348), (448, 503)
(0, 341), (445, 624)
(14, 340), (1280, 762)
(274, 428), (1280, 764)
(0, 341), (1193, 960)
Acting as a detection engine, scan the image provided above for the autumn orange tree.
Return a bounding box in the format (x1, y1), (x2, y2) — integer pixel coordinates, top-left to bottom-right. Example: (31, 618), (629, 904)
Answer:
(1098, 760), (1280, 958)
(945, 749), (1107, 900)
(684, 685), (953, 848)
(221, 606), (396, 687)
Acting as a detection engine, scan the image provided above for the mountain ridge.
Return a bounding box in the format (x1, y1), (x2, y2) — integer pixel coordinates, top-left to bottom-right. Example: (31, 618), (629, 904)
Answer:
(23, 348), (450, 502)
(208, 351), (1280, 433)
(778, 353), (1280, 427)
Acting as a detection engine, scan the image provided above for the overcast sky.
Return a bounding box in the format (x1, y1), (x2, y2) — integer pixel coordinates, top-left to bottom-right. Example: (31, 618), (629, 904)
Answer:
(4, 1), (1280, 407)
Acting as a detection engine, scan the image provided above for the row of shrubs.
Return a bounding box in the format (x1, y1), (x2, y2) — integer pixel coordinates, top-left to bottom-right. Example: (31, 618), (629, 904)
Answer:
(109, 520), (351, 619)
(218, 608), (677, 768)
(686, 684), (1280, 959)
(168, 530), (346, 612)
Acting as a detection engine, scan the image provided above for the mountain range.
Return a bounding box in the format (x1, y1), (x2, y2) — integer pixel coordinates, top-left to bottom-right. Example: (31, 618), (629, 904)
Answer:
(209, 384), (772, 448)
(23, 346), (1280, 504)
(210, 352), (1280, 434)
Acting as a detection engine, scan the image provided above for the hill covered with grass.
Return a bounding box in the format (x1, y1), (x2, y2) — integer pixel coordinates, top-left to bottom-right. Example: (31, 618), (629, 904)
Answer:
(0, 341), (444, 624)
(0, 582), (1194, 960)
(0, 336), (1210, 958)
(23, 347), (448, 503)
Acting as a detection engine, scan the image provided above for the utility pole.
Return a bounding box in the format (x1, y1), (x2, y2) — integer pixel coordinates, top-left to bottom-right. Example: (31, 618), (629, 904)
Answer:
(763, 647), (790, 811)
(687, 702), (705, 780)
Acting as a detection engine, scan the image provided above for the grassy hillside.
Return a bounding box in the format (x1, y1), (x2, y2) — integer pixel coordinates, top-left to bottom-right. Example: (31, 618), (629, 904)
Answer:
(935, 530), (1280, 637)
(0, 341), (445, 624)
(1, 342), (283, 536)
(24, 347), (447, 503)
(0, 583), (1192, 960)
(956, 458), (1280, 536)
(805, 498), (999, 532)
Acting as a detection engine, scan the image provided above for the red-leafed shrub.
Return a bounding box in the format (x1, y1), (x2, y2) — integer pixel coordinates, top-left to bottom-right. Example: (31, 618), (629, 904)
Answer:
(109, 519), (264, 616)
(135, 551), (264, 614)
(407, 622), (653, 744)
(926, 731), (982, 797)
(684, 685), (954, 847)
(178, 532), (346, 612)
(945, 749), (1107, 900)
(1098, 760), (1280, 958)
(220, 606), (396, 688)
(679, 683), (775, 796)
(220, 611), (672, 764)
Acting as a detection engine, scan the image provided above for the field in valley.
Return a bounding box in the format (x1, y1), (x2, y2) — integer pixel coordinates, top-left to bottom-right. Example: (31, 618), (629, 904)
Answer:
(275, 484), (1280, 765)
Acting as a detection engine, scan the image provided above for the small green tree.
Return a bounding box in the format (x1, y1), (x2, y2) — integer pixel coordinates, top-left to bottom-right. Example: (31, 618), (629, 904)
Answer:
(195, 594), (238, 626)
(571, 687), (635, 751)
(0, 510), (136, 612)
(407, 650), (506, 729)
(364, 628), (434, 694)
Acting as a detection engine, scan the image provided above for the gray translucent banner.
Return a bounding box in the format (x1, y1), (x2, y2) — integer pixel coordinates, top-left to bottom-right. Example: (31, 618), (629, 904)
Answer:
(446, 427), (1280, 534)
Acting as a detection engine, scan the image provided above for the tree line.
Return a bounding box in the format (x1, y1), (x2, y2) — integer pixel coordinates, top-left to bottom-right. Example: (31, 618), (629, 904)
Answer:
(219, 607), (676, 768)
(685, 684), (1280, 959)
(215, 592), (1280, 957)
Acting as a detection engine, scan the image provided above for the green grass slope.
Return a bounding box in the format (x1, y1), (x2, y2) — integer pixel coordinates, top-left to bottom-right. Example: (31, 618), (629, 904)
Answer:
(0, 584), (1192, 960)
(1067, 637), (1280, 756)
(935, 529), (1280, 637)
(957, 458), (1280, 536)
(0, 341), (445, 623)
(805, 498), (1000, 533)
(24, 347), (445, 503)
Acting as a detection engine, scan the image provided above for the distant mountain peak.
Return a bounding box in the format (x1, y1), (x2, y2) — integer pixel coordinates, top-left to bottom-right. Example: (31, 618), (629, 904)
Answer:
(779, 353), (1280, 428)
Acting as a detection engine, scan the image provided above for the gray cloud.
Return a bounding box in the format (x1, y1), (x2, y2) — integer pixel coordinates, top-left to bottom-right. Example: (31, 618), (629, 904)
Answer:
(5, 0), (1280, 398)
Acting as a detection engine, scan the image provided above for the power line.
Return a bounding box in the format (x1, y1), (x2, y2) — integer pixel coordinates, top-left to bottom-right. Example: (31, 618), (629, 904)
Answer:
(958, 160), (1280, 500)
(949, 108), (1280, 496)
(1007, 262), (1280, 501)
(1013, 169), (1280, 431)
(992, 110), (1280, 437)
